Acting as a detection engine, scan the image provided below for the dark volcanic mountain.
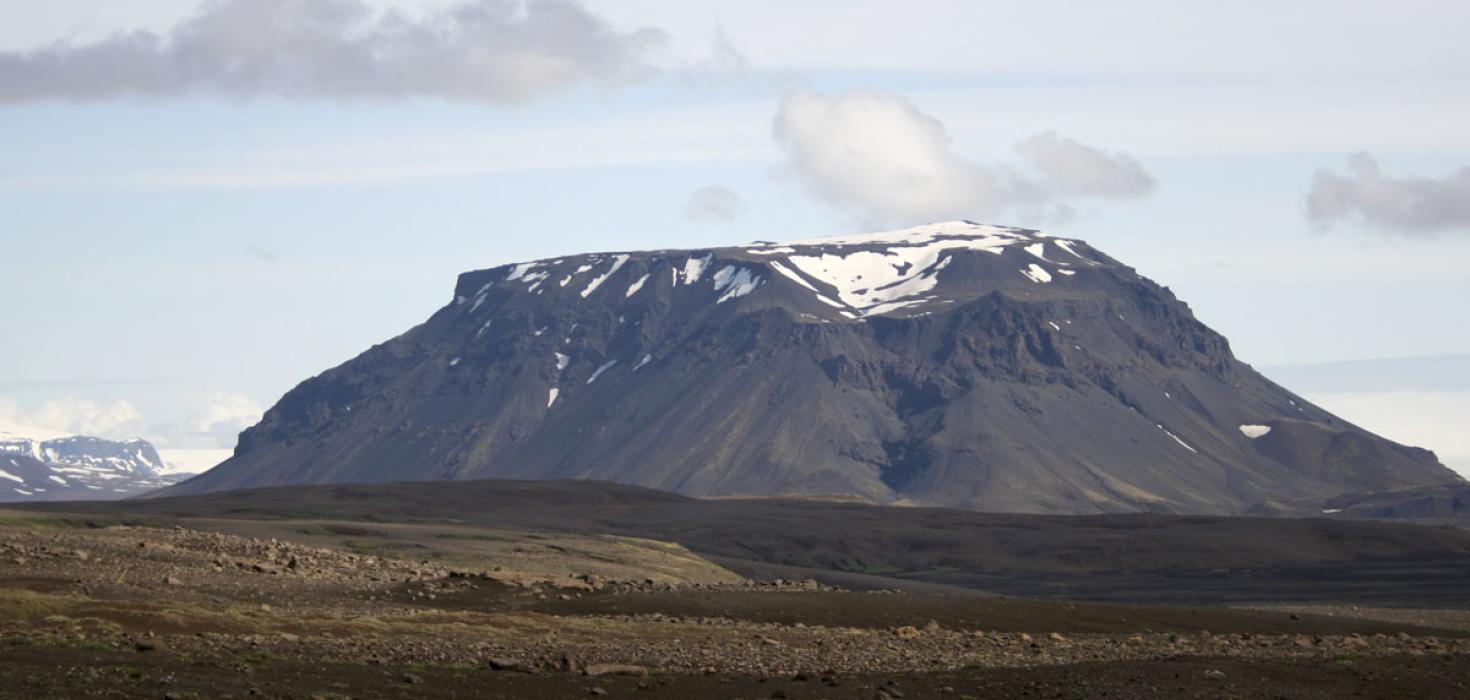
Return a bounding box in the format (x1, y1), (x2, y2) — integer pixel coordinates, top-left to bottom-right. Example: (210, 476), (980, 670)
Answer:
(167, 221), (1461, 513)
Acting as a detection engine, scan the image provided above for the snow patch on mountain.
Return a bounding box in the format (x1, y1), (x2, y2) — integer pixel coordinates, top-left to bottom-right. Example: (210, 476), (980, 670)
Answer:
(581, 255), (630, 298)
(1021, 264), (1053, 283)
(679, 254), (713, 285)
(712, 265), (763, 304)
(1157, 424), (1198, 453)
(587, 360), (618, 384)
(625, 273), (650, 298)
(474, 221), (1096, 325)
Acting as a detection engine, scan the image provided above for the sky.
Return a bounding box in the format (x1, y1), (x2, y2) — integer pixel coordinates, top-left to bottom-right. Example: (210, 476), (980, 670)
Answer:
(0, 0), (1467, 475)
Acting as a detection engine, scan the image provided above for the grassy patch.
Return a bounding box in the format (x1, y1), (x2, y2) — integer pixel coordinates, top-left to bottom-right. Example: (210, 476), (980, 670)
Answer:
(0, 514), (167, 530)
(0, 589), (81, 619)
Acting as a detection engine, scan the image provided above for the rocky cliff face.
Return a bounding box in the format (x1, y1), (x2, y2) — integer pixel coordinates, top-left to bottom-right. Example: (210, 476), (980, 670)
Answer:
(166, 221), (1462, 513)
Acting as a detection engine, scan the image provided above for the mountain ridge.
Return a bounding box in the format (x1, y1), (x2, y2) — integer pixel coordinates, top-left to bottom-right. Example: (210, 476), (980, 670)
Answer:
(0, 424), (186, 501)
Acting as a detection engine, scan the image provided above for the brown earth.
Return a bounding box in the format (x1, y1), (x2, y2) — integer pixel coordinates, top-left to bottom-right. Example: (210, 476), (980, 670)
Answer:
(2, 514), (1469, 699)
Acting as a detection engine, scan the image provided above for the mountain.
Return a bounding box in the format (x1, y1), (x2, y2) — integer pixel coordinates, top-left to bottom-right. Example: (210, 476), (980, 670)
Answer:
(0, 420), (187, 501)
(164, 221), (1463, 513)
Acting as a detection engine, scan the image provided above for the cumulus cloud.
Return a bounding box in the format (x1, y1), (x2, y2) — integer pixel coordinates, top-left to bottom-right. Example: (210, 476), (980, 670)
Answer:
(1306, 153), (1470, 236)
(684, 185), (745, 222)
(772, 90), (1154, 225)
(0, 398), (149, 439)
(0, 0), (668, 104)
(1014, 131), (1155, 199)
(190, 392), (263, 446)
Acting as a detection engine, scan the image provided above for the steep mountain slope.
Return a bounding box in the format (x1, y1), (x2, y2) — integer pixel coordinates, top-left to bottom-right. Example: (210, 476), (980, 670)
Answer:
(0, 420), (185, 501)
(166, 221), (1462, 513)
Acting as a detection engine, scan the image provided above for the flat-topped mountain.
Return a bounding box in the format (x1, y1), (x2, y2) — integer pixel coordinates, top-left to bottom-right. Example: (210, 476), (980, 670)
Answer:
(164, 221), (1462, 513)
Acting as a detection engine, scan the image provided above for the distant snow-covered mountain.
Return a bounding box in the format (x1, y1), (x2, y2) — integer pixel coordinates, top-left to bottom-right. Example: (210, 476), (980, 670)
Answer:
(0, 419), (189, 502)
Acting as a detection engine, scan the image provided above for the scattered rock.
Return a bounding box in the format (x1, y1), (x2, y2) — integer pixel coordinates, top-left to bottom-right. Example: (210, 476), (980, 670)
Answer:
(487, 658), (524, 672)
(585, 664), (648, 678)
(556, 651), (583, 673)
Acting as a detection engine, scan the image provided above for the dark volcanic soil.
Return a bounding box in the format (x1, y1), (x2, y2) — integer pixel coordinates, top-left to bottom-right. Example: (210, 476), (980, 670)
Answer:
(20, 479), (1470, 606)
(5, 491), (1469, 699)
(517, 589), (1470, 638)
(3, 645), (1467, 700)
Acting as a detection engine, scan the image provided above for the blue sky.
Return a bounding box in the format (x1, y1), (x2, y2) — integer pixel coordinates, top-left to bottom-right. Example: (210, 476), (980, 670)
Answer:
(1, 0), (1467, 474)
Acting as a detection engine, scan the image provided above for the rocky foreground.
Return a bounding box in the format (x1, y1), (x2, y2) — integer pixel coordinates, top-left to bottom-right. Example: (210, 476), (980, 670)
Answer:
(2, 520), (1468, 698)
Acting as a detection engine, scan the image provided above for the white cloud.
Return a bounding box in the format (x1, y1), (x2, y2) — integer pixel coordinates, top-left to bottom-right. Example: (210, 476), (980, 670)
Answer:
(157, 448), (232, 475)
(0, 0), (668, 104)
(190, 392), (263, 446)
(1014, 131), (1154, 199)
(1307, 153), (1470, 236)
(772, 89), (1154, 226)
(0, 392), (264, 450)
(593, 1), (1470, 81)
(0, 397), (148, 439)
(684, 185), (744, 222)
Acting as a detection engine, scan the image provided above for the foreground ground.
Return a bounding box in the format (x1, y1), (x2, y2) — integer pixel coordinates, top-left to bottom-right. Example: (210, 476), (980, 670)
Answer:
(2, 513), (1468, 699)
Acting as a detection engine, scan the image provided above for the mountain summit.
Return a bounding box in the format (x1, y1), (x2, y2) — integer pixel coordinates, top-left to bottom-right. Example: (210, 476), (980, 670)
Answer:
(166, 221), (1461, 513)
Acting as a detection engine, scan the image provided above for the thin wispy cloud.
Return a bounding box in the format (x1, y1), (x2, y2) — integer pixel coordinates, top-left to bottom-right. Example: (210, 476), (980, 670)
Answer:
(1307, 153), (1470, 236)
(772, 89), (1154, 226)
(684, 185), (745, 222)
(0, 0), (668, 104)
(0, 105), (772, 191)
(247, 246), (280, 262)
